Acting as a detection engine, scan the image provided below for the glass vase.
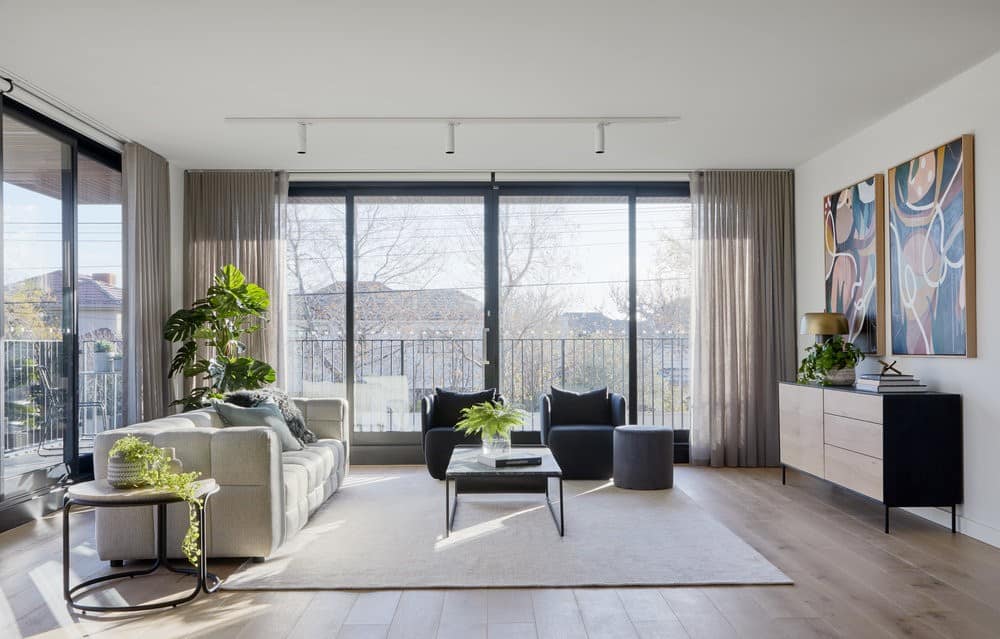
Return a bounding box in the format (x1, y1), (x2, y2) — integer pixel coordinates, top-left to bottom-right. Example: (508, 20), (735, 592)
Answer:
(482, 433), (512, 457)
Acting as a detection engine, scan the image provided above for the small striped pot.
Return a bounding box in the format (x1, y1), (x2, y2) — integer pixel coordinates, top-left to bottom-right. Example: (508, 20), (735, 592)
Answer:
(107, 455), (149, 489)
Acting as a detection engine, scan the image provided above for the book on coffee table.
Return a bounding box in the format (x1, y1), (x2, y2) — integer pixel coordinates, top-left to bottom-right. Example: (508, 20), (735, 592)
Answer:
(477, 452), (543, 468)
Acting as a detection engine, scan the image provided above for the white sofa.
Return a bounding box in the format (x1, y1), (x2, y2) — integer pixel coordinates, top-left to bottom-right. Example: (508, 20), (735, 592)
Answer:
(92, 398), (348, 562)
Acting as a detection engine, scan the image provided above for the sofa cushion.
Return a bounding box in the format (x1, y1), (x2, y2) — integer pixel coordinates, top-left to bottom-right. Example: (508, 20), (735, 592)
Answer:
(550, 386), (611, 426)
(282, 441), (343, 493)
(547, 424), (615, 479)
(433, 387), (496, 428)
(226, 389), (317, 444)
(216, 402), (303, 452)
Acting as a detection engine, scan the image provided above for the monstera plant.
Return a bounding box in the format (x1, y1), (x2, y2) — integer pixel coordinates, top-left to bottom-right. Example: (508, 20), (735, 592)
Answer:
(164, 264), (276, 410)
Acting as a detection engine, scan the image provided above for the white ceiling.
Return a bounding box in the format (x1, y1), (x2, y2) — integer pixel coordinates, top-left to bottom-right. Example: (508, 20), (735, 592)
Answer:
(2, 0), (999, 171)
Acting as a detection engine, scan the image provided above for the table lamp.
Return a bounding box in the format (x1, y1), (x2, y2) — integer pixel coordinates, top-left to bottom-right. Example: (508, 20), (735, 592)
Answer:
(799, 312), (848, 344)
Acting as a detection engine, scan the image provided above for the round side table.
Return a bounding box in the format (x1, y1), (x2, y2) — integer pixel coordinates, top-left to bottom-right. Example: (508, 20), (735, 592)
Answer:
(63, 478), (221, 613)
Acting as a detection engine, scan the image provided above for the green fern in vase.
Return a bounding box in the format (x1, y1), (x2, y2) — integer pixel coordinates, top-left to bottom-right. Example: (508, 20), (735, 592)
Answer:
(455, 401), (525, 440)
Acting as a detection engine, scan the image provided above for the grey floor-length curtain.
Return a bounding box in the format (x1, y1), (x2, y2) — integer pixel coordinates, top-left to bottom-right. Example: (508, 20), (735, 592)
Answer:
(183, 171), (287, 388)
(122, 143), (172, 423)
(690, 170), (796, 467)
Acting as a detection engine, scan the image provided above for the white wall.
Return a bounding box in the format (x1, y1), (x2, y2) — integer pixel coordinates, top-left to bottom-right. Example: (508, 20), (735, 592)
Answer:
(795, 51), (1000, 547)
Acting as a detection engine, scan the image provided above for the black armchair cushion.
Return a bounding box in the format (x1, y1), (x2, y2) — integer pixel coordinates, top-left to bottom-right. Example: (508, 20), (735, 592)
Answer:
(431, 387), (496, 428)
(424, 426), (481, 480)
(549, 386), (610, 426)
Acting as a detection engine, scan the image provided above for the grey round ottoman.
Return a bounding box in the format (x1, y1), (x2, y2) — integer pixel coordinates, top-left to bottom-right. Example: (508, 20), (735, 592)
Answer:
(613, 425), (674, 489)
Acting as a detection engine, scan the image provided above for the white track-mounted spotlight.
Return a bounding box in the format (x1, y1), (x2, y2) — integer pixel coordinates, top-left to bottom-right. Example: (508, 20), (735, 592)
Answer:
(297, 122), (308, 155)
(594, 122), (607, 154)
(445, 122), (457, 155)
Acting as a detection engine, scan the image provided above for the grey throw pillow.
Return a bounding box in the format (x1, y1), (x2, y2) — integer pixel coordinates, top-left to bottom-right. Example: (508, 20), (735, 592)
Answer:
(224, 389), (317, 444)
(215, 401), (303, 452)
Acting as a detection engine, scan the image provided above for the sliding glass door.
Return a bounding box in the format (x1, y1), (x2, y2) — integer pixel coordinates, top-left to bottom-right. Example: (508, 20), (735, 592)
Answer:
(498, 195), (629, 429)
(353, 195), (485, 438)
(1, 98), (124, 504)
(285, 183), (691, 460)
(1, 108), (74, 497)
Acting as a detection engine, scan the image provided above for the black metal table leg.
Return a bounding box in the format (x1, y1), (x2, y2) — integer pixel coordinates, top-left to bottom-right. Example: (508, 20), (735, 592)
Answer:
(445, 478), (449, 537)
(63, 493), (220, 613)
(544, 477), (564, 536)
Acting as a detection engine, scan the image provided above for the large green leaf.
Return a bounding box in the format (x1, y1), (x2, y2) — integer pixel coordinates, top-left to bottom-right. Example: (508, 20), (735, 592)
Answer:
(164, 309), (208, 342)
(168, 341), (198, 377)
(214, 264), (246, 290)
(242, 283), (270, 312)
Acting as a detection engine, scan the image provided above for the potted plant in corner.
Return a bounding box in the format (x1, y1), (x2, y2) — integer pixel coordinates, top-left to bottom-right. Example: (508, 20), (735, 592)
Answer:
(164, 264), (276, 410)
(93, 340), (115, 373)
(797, 336), (865, 386)
(455, 401), (526, 457)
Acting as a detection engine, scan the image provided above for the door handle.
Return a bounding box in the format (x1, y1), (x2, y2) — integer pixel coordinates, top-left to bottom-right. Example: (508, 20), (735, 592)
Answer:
(482, 326), (491, 366)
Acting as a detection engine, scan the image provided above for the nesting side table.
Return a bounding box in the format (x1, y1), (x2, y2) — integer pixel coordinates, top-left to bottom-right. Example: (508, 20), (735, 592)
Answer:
(63, 478), (221, 613)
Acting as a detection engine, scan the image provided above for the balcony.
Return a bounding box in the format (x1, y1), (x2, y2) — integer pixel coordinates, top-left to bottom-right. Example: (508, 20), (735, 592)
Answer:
(289, 336), (690, 433)
(2, 340), (123, 478)
(2, 335), (689, 475)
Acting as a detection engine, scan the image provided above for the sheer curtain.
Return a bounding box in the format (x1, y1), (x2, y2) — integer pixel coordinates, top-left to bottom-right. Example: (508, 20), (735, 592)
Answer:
(690, 170), (796, 467)
(183, 170), (288, 388)
(122, 143), (172, 422)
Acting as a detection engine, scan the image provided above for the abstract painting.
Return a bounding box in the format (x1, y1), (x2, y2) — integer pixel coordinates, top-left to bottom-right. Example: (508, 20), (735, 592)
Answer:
(824, 175), (884, 354)
(888, 135), (976, 357)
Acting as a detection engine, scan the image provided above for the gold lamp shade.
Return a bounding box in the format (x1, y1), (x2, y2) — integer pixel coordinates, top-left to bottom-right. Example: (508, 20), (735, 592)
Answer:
(800, 312), (849, 342)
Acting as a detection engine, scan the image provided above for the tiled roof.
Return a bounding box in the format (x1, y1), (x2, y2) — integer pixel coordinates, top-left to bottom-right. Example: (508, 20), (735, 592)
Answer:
(5, 271), (122, 309)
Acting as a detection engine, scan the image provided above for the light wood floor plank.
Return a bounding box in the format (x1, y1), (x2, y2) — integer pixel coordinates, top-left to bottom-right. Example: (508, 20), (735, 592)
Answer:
(530, 589), (587, 639)
(574, 588), (640, 639)
(3, 466), (1000, 639)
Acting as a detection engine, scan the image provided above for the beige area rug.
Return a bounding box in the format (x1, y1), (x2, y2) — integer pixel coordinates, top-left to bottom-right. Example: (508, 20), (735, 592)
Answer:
(223, 467), (791, 589)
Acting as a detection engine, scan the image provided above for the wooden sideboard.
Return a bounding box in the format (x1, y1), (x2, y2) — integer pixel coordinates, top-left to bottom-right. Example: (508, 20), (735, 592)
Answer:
(778, 382), (962, 533)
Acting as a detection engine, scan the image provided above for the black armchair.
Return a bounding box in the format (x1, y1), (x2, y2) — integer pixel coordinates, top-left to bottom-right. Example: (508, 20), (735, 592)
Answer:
(540, 387), (626, 479)
(421, 388), (499, 479)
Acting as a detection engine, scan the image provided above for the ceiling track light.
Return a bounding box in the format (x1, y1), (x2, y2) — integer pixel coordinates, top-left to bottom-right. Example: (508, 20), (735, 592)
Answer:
(296, 122), (309, 155)
(594, 122), (608, 154)
(445, 122), (457, 155)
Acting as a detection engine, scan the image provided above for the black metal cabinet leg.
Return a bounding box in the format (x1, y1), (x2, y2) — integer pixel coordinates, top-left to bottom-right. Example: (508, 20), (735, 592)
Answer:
(884, 505), (890, 534)
(781, 465), (786, 485)
(952, 505), (957, 533)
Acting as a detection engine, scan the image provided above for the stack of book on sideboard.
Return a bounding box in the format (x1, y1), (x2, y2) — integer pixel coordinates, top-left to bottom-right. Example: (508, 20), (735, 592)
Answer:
(855, 373), (927, 393)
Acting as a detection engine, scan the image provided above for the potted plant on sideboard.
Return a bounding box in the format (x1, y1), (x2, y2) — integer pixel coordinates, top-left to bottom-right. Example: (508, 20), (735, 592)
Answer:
(797, 336), (865, 386)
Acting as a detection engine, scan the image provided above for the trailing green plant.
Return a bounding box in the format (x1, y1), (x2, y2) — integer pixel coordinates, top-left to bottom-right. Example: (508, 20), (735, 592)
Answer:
(797, 336), (865, 384)
(108, 435), (203, 565)
(164, 264), (276, 410)
(455, 401), (525, 439)
(94, 340), (115, 353)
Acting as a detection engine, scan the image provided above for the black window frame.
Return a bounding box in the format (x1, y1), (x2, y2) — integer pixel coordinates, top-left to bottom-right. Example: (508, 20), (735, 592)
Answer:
(288, 179), (691, 458)
(0, 96), (123, 500)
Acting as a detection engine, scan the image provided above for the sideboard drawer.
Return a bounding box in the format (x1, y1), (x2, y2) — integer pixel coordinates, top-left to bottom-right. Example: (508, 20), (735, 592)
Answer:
(824, 445), (883, 501)
(824, 413), (883, 459)
(824, 389), (883, 424)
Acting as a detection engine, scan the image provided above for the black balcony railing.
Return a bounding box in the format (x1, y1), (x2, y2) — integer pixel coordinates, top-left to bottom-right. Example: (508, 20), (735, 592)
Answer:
(289, 336), (690, 433)
(3, 339), (124, 464)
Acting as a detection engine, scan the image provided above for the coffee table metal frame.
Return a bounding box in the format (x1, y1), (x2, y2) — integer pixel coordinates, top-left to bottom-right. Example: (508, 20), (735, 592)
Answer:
(63, 479), (222, 613)
(444, 446), (564, 537)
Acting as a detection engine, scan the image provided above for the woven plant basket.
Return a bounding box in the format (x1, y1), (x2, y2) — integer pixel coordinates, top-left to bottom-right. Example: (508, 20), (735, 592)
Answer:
(107, 454), (149, 489)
